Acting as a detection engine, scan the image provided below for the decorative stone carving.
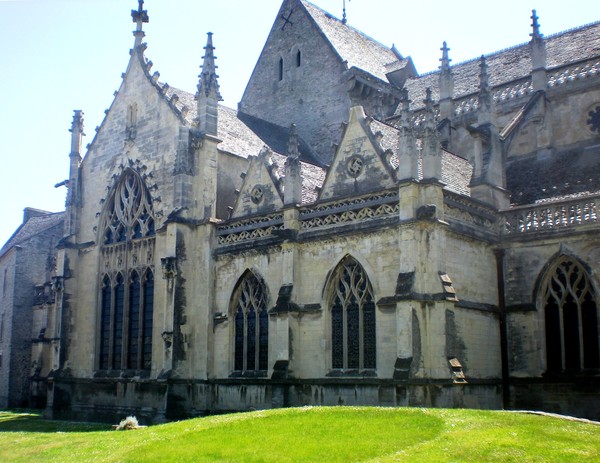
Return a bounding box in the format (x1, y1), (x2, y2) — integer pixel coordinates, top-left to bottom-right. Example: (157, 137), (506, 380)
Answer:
(250, 185), (264, 204)
(346, 155), (364, 177)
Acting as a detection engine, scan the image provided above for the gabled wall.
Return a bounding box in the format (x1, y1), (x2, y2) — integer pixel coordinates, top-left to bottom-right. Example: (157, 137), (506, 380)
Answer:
(63, 47), (186, 378)
(239, 0), (351, 162)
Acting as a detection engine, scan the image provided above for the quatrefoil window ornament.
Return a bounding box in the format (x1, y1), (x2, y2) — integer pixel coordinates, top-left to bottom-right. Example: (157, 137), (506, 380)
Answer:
(587, 106), (600, 134)
(250, 185), (264, 204)
(347, 155), (364, 177)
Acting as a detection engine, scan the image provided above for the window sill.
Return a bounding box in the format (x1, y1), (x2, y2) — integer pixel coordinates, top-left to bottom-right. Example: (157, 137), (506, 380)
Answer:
(326, 369), (377, 378)
(94, 369), (151, 379)
(229, 370), (268, 378)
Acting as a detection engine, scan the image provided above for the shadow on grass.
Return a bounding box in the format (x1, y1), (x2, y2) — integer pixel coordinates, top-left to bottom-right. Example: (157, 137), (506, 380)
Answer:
(0, 412), (107, 433)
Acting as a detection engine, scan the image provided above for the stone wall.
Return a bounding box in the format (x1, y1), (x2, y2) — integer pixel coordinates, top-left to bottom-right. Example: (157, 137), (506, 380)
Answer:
(239, 0), (350, 162)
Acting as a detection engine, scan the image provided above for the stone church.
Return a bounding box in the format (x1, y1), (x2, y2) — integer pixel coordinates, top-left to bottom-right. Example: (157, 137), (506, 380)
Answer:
(1, 0), (599, 421)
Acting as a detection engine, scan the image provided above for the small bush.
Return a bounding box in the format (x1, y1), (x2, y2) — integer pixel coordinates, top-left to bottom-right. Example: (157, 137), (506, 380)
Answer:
(115, 416), (139, 430)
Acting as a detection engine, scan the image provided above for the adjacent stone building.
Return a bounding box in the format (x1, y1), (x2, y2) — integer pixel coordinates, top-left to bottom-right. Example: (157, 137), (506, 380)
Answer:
(0, 209), (64, 409)
(3, 0), (599, 421)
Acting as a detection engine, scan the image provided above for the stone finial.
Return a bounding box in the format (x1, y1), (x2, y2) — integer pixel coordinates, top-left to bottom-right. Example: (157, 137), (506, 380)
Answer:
(397, 88), (419, 180)
(287, 124), (301, 161)
(438, 42), (454, 120)
(196, 32), (222, 135)
(399, 88), (411, 128)
(529, 10), (547, 91)
(439, 41), (451, 74)
(285, 124), (302, 206)
(69, 110), (85, 138)
(198, 32), (222, 99)
(131, 0), (149, 47)
(423, 88), (435, 130)
(478, 55), (492, 113)
(530, 9), (542, 42)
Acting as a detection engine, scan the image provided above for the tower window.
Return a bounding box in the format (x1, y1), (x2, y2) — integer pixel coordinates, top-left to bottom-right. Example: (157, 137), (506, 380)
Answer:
(296, 50), (301, 67)
(278, 58), (284, 81)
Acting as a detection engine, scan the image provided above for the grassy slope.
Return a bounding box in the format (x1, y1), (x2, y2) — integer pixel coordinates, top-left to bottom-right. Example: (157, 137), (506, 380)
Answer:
(0, 407), (598, 463)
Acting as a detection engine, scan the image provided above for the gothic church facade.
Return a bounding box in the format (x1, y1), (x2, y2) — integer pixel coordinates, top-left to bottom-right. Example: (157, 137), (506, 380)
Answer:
(2, 0), (600, 421)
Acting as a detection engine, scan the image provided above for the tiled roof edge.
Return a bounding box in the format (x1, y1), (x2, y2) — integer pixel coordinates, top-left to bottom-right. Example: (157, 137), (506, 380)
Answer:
(417, 20), (600, 77)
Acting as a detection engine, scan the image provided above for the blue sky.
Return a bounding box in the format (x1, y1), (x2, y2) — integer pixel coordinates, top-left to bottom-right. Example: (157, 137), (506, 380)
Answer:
(0, 0), (597, 246)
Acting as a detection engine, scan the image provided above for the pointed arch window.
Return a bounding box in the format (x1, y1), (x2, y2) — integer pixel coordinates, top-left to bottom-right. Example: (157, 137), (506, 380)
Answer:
(329, 257), (376, 371)
(99, 270), (154, 371)
(231, 272), (269, 374)
(98, 169), (155, 371)
(542, 257), (599, 373)
(296, 50), (302, 67)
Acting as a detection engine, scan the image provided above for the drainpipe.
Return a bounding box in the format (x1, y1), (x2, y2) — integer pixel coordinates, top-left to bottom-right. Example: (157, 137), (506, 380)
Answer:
(495, 249), (510, 409)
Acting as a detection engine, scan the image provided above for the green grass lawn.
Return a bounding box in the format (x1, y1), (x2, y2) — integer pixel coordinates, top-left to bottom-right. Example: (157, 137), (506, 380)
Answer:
(0, 407), (598, 462)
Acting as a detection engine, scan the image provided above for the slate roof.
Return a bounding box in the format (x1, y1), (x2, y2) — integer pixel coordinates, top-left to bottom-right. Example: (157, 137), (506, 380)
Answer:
(441, 151), (472, 197)
(237, 112), (325, 165)
(398, 20), (600, 111)
(0, 212), (64, 258)
(300, 0), (404, 83)
(370, 118), (472, 196)
(161, 84), (323, 165)
(158, 83), (326, 204)
(507, 145), (600, 205)
(270, 152), (326, 205)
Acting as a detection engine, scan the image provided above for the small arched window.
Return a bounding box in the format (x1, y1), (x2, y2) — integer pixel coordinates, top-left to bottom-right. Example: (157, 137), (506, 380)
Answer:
(296, 50), (302, 67)
(329, 256), (376, 370)
(231, 271), (269, 373)
(542, 257), (599, 372)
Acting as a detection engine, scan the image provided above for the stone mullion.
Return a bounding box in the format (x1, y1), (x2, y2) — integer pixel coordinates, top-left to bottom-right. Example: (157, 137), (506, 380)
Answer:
(243, 310), (248, 371)
(358, 301), (364, 369)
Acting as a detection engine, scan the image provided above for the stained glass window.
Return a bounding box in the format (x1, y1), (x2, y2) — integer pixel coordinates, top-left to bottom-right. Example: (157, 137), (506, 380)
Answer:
(99, 276), (111, 370)
(232, 272), (268, 372)
(142, 271), (154, 370)
(113, 274), (125, 369)
(98, 169), (154, 371)
(329, 257), (376, 370)
(127, 272), (140, 369)
(543, 258), (599, 372)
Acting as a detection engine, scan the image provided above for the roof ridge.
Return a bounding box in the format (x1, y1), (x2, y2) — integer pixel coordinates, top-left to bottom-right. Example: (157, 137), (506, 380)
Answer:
(417, 19), (600, 77)
(301, 0), (395, 54)
(544, 19), (600, 40)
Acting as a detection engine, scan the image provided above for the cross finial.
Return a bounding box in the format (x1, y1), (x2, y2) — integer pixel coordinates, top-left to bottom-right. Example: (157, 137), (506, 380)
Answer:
(342, 0), (349, 25)
(131, 0), (149, 46)
(530, 9), (542, 41)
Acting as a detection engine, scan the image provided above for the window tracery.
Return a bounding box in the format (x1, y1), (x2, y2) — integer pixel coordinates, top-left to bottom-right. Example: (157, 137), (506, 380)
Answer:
(231, 271), (269, 373)
(542, 257), (599, 372)
(98, 169), (155, 371)
(329, 256), (376, 370)
(103, 169), (155, 245)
